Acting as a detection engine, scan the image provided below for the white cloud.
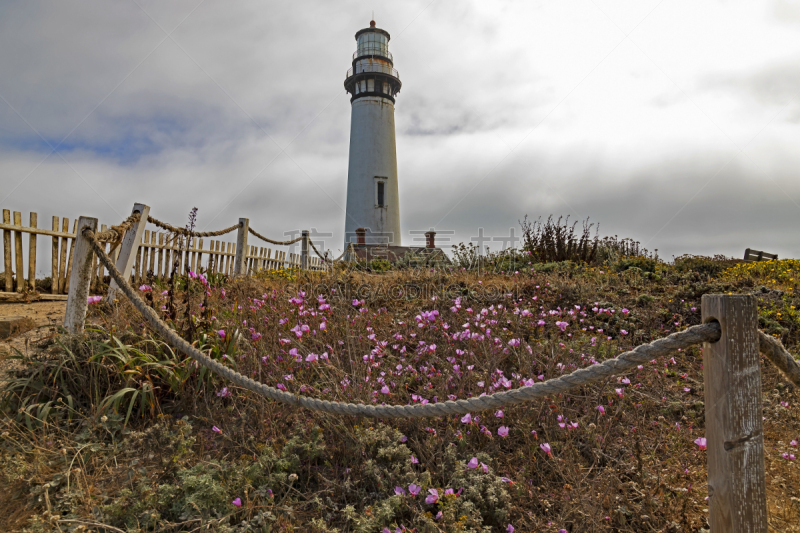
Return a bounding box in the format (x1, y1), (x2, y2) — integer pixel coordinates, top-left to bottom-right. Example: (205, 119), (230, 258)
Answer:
(1, 0), (798, 274)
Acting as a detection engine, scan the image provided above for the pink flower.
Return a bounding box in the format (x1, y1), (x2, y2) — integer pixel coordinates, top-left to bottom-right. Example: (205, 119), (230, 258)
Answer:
(251, 332), (262, 341)
(395, 486), (406, 495)
(425, 488), (439, 504)
(540, 442), (552, 455)
(555, 321), (568, 331)
(408, 484), (421, 495)
(481, 462), (489, 473)
(498, 426), (509, 437)
(694, 437), (707, 450)
(305, 353), (319, 362)
(212, 426), (222, 434)
(138, 284), (152, 291)
(620, 329), (628, 335)
(782, 453), (796, 461)
(467, 457), (479, 469)
(507, 525), (515, 533)
(495, 410), (504, 418)
(461, 413), (472, 424)
(411, 455), (419, 464)
(232, 497), (242, 507)
(216, 387), (231, 398)
(596, 405), (605, 415)
(217, 330), (226, 339)
(508, 338), (520, 347)
(615, 388), (624, 398)
(790, 440), (798, 447)
(87, 295), (103, 304)
(381, 385), (390, 394)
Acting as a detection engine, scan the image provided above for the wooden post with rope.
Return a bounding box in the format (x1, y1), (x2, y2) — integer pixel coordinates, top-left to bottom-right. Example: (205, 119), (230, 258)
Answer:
(701, 294), (767, 532)
(63, 217), (98, 334)
(107, 203), (150, 303)
(301, 230), (309, 270)
(234, 218), (249, 276)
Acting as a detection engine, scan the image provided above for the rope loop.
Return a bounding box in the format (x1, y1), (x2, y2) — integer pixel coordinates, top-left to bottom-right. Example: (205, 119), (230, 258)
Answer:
(94, 212), (142, 248)
(248, 227), (303, 246)
(146, 216), (242, 238)
(308, 239), (346, 263)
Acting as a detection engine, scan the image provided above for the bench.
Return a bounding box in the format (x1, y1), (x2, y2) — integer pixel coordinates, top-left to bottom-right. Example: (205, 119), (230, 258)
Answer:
(744, 248), (778, 262)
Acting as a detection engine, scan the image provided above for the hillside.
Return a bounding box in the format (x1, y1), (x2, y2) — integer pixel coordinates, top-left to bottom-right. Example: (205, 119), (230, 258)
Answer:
(1, 255), (798, 532)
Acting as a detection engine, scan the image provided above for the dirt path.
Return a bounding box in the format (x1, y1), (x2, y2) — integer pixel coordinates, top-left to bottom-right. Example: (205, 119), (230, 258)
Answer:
(0, 301), (66, 376)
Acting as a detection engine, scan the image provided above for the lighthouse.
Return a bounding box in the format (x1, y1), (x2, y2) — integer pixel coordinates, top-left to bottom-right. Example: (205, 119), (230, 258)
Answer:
(343, 20), (402, 246)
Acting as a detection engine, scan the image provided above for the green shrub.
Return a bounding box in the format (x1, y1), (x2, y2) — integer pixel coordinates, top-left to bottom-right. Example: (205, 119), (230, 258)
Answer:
(613, 256), (657, 273)
(674, 254), (739, 277)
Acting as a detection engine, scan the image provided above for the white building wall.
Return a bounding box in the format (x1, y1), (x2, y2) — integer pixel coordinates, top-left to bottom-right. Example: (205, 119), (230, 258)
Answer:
(344, 96), (401, 245)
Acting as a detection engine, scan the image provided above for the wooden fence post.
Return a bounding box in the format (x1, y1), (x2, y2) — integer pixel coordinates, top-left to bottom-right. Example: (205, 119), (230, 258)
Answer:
(234, 218), (249, 276)
(107, 203), (150, 303)
(701, 294), (767, 532)
(28, 212), (37, 292)
(63, 217), (98, 334)
(301, 230), (309, 270)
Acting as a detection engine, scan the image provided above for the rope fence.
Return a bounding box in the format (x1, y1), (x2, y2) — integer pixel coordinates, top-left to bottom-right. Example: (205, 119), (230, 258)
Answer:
(54, 208), (800, 531)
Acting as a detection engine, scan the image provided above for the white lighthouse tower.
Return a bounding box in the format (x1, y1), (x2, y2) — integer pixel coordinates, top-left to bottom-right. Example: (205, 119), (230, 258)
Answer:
(343, 20), (402, 246)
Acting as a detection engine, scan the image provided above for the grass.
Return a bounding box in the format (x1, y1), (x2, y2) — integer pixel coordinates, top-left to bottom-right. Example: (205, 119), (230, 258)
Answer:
(1, 254), (798, 532)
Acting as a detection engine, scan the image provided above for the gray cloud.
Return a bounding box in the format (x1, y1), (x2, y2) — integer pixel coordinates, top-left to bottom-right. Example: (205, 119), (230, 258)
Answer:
(1, 0), (799, 275)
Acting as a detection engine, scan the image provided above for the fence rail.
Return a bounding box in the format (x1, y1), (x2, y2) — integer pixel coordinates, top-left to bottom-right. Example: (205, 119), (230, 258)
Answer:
(0, 205), (327, 297)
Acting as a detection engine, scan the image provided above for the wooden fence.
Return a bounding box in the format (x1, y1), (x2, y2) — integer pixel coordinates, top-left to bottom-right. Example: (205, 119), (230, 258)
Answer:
(0, 206), (324, 297)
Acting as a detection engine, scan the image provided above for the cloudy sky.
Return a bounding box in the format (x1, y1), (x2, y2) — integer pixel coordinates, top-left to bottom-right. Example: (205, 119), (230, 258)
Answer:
(1, 0), (799, 268)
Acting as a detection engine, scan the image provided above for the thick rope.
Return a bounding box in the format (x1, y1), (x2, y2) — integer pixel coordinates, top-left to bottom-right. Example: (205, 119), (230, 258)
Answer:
(308, 239), (346, 263)
(147, 216), (242, 237)
(248, 227), (303, 246)
(759, 333), (800, 386)
(94, 213), (142, 246)
(83, 226), (800, 417)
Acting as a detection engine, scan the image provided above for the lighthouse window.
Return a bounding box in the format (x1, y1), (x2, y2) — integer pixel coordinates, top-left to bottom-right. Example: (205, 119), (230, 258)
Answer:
(377, 181), (385, 207)
(360, 80), (367, 92)
(383, 82), (389, 94)
(367, 79), (375, 92)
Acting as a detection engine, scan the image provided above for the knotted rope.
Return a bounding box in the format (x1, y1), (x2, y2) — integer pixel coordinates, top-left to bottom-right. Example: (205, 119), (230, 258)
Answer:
(147, 216), (242, 237)
(83, 226), (800, 418)
(94, 213), (142, 249)
(248, 227), (303, 246)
